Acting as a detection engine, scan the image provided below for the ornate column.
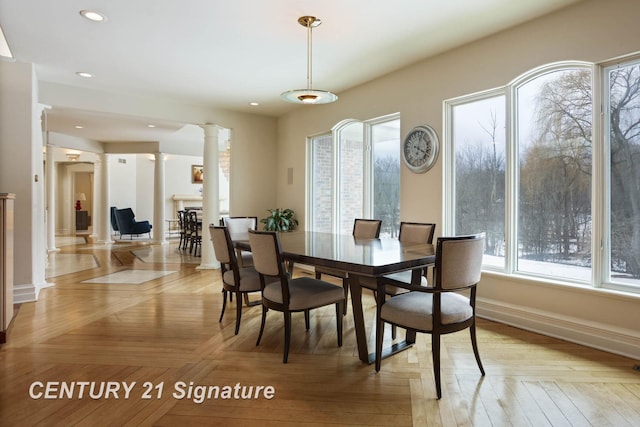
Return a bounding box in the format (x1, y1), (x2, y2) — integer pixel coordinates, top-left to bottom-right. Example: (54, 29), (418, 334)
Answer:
(153, 152), (166, 244)
(45, 144), (58, 252)
(197, 124), (220, 269)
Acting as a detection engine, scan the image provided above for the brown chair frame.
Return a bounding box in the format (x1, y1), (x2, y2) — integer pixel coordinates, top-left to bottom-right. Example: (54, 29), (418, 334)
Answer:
(209, 226), (262, 335)
(249, 229), (344, 363)
(374, 233), (485, 399)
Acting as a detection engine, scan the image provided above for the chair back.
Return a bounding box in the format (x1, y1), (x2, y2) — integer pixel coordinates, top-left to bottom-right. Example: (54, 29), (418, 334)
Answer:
(177, 210), (185, 230)
(398, 222), (435, 244)
(435, 233), (485, 291)
(248, 230), (291, 305)
(248, 230), (284, 277)
(187, 210), (200, 235)
(110, 206), (119, 231)
(353, 219), (382, 238)
(222, 216), (257, 235)
(114, 208), (135, 232)
(209, 225), (236, 266)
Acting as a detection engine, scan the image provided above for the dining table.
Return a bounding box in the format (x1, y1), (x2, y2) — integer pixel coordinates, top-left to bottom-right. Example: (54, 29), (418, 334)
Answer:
(231, 230), (436, 364)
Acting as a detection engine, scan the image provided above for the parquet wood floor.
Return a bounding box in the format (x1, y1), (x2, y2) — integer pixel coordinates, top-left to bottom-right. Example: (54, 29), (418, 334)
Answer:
(1, 240), (638, 426)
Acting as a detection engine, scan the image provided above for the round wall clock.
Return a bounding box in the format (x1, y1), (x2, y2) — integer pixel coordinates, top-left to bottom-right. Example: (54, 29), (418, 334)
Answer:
(402, 125), (439, 173)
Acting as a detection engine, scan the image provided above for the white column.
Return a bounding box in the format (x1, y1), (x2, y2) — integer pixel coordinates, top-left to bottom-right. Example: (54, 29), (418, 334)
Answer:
(153, 152), (166, 244)
(45, 144), (58, 252)
(197, 124), (220, 269)
(97, 153), (113, 243)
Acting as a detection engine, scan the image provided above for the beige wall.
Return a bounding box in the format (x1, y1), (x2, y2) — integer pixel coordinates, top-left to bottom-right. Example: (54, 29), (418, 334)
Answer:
(276, 0), (640, 358)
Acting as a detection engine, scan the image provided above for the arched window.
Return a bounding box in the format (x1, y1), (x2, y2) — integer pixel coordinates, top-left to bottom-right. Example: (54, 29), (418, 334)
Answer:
(308, 114), (401, 236)
(445, 62), (595, 284)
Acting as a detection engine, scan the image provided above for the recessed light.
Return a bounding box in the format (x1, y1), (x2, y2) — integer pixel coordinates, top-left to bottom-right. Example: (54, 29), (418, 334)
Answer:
(74, 125), (84, 129)
(147, 124), (156, 128)
(79, 10), (106, 22)
(249, 102), (260, 106)
(76, 72), (92, 78)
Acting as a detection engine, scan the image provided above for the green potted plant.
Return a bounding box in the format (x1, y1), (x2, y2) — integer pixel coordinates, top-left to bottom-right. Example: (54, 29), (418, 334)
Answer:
(260, 208), (299, 231)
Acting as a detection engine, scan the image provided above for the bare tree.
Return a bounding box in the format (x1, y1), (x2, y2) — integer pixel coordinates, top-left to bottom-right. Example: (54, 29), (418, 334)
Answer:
(609, 65), (640, 277)
(520, 69), (592, 262)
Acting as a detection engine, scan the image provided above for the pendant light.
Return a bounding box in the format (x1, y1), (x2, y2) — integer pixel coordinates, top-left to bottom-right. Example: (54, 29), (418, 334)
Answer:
(281, 16), (338, 104)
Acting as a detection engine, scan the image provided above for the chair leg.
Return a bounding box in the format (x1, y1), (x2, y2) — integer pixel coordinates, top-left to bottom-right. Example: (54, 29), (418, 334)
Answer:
(432, 333), (442, 399)
(219, 290), (227, 322)
(470, 321), (485, 376)
(234, 291), (242, 335)
(256, 306), (267, 346)
(341, 277), (349, 315)
(283, 311), (292, 363)
(336, 302), (343, 347)
(304, 309), (310, 330)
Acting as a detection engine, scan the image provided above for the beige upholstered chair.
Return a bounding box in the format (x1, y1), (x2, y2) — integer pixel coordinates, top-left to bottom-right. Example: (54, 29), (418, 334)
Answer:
(209, 226), (262, 335)
(315, 218), (382, 314)
(248, 230), (344, 363)
(361, 222), (436, 295)
(221, 216), (258, 267)
(374, 233), (485, 399)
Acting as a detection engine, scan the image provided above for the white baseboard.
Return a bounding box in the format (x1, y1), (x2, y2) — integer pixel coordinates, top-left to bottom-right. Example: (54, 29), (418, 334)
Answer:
(477, 298), (640, 361)
(13, 281), (55, 304)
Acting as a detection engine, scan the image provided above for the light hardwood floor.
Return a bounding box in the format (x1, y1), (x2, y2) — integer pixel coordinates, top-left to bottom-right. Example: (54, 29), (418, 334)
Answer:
(1, 239), (639, 426)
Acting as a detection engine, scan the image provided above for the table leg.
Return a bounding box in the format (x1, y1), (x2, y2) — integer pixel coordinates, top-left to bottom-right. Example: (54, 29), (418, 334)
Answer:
(348, 275), (369, 363)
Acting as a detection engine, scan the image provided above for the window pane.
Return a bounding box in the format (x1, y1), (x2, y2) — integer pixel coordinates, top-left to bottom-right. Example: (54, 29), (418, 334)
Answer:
(338, 122), (364, 234)
(608, 63), (640, 288)
(310, 134), (333, 232)
(517, 69), (592, 281)
(453, 96), (506, 269)
(372, 119), (400, 238)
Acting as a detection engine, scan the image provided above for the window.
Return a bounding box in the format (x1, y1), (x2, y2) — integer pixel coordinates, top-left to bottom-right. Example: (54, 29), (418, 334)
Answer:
(515, 67), (593, 281)
(308, 114), (400, 236)
(447, 57), (640, 294)
(446, 63), (595, 284)
(605, 60), (640, 291)
(449, 92), (506, 269)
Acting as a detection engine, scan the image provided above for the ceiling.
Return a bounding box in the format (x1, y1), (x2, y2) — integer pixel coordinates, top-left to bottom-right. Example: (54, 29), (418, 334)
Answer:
(1, 0), (581, 143)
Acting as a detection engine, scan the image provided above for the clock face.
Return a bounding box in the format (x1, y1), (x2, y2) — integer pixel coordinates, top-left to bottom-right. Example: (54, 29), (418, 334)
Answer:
(402, 125), (439, 173)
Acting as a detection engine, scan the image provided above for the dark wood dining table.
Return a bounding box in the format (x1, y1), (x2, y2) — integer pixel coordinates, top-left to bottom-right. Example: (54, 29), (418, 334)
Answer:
(231, 230), (436, 364)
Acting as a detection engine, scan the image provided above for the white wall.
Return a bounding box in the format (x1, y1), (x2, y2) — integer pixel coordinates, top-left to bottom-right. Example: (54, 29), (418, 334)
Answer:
(276, 0), (640, 358)
(109, 154), (138, 214)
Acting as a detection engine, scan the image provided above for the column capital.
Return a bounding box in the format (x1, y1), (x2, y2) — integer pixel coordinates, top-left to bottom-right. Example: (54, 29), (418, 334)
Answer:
(200, 123), (221, 136)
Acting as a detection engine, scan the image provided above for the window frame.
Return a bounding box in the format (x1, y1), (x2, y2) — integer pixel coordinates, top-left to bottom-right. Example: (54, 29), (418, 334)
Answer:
(445, 61), (604, 287)
(306, 113), (401, 234)
(600, 54), (640, 293)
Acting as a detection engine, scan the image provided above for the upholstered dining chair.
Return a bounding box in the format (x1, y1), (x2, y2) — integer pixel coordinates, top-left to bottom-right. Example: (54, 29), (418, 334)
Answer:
(209, 226), (262, 335)
(248, 229), (344, 363)
(374, 233), (486, 399)
(221, 216), (258, 267)
(361, 222), (436, 295)
(357, 222), (435, 339)
(315, 218), (382, 314)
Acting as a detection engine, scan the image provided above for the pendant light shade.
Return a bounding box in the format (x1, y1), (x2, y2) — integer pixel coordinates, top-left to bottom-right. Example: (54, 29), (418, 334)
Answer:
(281, 16), (338, 105)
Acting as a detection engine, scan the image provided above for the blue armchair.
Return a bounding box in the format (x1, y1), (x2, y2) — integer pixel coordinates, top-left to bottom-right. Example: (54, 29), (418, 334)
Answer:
(110, 206), (119, 236)
(114, 208), (152, 239)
